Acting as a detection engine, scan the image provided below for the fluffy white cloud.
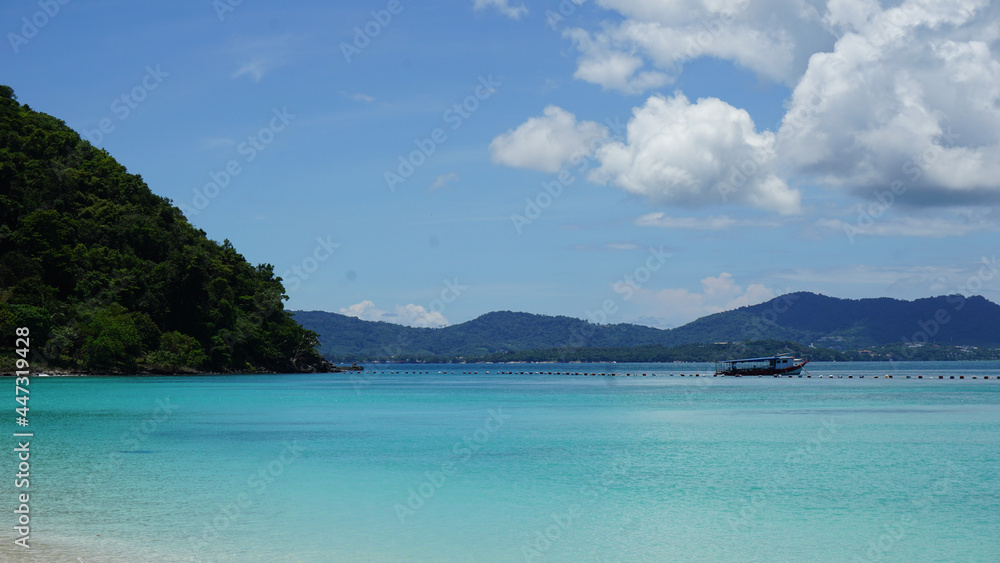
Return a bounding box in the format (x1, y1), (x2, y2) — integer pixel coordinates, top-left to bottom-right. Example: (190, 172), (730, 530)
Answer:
(489, 106), (609, 172)
(550, 0), (1000, 210)
(778, 0), (1000, 205)
(589, 93), (801, 213)
(493, 0), (1000, 216)
(340, 300), (448, 327)
(559, 0), (833, 93)
(564, 28), (670, 93)
(629, 272), (777, 327)
(473, 0), (527, 19)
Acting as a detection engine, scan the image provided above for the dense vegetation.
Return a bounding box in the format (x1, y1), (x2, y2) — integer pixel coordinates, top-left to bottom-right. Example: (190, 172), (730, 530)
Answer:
(0, 86), (330, 373)
(295, 292), (1000, 363)
(291, 310), (676, 361)
(470, 342), (1000, 363)
(475, 340), (840, 363)
(671, 292), (1000, 348)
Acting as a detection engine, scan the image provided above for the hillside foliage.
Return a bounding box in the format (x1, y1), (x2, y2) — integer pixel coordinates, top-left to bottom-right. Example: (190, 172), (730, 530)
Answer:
(294, 292), (1000, 362)
(0, 86), (328, 373)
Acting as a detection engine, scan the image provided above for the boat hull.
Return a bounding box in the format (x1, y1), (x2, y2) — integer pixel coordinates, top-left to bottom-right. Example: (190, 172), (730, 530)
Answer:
(716, 360), (810, 377)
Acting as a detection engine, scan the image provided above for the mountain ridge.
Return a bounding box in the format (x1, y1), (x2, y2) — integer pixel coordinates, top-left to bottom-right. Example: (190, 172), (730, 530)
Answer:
(293, 292), (1000, 361)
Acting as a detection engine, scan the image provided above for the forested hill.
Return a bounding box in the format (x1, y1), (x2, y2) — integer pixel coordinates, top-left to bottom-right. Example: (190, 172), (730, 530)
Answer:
(0, 85), (330, 373)
(290, 310), (673, 360)
(668, 292), (1000, 348)
(294, 292), (1000, 361)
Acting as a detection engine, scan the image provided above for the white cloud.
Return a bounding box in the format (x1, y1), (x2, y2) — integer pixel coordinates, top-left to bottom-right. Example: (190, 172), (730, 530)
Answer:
(564, 28), (670, 93)
(554, 0), (1000, 211)
(556, 0), (833, 94)
(473, 0), (527, 19)
(629, 272), (777, 327)
(778, 0), (1000, 205)
(489, 106), (609, 172)
(232, 59), (272, 82)
(428, 172), (460, 192)
(589, 93), (802, 213)
(494, 0), (1000, 219)
(340, 300), (449, 327)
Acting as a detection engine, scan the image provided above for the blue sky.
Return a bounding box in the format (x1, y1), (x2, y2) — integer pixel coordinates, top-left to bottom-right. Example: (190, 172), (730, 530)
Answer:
(3, 0), (999, 328)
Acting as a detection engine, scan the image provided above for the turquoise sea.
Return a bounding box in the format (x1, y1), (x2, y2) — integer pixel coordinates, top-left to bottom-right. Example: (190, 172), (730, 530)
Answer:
(2, 361), (999, 562)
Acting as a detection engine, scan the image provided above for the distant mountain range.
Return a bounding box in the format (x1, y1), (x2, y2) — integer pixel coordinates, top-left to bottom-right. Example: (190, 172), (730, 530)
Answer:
(292, 292), (1000, 361)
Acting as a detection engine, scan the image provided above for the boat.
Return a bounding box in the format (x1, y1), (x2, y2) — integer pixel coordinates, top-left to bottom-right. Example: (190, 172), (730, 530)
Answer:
(714, 355), (809, 376)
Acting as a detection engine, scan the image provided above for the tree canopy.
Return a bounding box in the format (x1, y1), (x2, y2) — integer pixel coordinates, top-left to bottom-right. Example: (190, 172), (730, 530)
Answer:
(0, 86), (329, 373)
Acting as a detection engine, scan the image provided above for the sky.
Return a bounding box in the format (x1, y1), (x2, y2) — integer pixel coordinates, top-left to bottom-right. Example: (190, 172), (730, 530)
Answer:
(3, 0), (1000, 329)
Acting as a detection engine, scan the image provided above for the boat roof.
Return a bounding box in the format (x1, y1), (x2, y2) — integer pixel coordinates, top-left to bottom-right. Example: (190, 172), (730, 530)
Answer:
(721, 355), (796, 362)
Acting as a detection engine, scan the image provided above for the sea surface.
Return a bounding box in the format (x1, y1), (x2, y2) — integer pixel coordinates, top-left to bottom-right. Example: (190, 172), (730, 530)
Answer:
(2, 361), (999, 562)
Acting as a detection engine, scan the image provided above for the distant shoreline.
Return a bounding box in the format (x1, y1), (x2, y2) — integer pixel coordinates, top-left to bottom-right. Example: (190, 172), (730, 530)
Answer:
(5, 358), (998, 377)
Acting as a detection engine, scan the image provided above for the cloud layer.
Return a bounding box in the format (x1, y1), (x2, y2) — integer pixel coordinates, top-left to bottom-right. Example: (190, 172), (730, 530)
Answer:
(778, 0), (1000, 205)
(493, 0), (1000, 214)
(492, 95), (801, 213)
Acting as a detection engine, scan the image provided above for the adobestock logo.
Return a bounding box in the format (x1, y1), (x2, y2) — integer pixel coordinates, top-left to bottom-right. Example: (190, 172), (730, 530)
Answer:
(178, 107), (295, 217)
(340, 0), (411, 64)
(7, 0), (71, 54)
(84, 65), (170, 146)
(385, 75), (501, 192)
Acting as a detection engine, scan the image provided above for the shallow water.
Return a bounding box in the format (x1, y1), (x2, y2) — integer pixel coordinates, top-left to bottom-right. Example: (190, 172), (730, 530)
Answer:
(2, 361), (998, 562)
